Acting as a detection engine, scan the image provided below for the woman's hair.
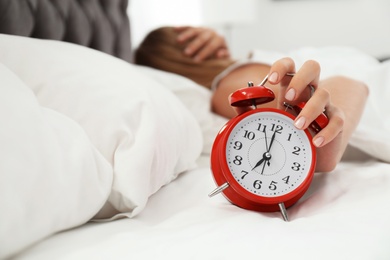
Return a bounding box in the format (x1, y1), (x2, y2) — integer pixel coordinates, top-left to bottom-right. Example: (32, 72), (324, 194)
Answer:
(134, 26), (235, 89)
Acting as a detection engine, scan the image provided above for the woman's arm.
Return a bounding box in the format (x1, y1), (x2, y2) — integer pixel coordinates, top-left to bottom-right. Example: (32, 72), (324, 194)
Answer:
(310, 76), (368, 172)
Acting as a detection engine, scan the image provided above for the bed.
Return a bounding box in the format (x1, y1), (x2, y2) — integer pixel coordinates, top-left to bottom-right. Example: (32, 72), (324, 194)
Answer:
(1, 1), (390, 259)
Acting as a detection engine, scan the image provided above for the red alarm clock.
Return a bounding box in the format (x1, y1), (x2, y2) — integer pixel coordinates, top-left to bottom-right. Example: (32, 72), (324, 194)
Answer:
(209, 75), (328, 221)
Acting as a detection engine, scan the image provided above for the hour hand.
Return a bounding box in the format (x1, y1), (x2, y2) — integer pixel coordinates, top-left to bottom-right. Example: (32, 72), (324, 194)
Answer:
(252, 158), (265, 171)
(253, 152), (272, 171)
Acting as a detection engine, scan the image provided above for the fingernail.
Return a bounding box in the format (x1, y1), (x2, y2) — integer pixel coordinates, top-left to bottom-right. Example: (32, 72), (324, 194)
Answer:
(313, 136), (324, 147)
(294, 116), (306, 129)
(285, 88), (296, 101)
(268, 72), (278, 83)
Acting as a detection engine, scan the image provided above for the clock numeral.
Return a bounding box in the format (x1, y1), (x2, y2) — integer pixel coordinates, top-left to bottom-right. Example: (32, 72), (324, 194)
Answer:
(287, 133), (292, 141)
(269, 181), (278, 191)
(271, 124), (283, 133)
(257, 123), (266, 132)
(243, 130), (255, 140)
(233, 155), (243, 165)
(241, 170), (249, 179)
(233, 141), (243, 150)
(282, 175), (290, 184)
(253, 180), (262, 190)
(291, 162), (301, 171)
(292, 146), (301, 155)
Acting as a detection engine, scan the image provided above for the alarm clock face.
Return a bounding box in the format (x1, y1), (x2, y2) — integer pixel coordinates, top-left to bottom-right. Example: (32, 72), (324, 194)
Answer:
(224, 109), (315, 199)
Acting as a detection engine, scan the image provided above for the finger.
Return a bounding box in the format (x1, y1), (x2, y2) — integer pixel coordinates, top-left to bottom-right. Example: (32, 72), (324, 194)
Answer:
(193, 35), (227, 61)
(176, 27), (200, 44)
(183, 30), (213, 58)
(294, 87), (330, 130)
(293, 88), (344, 148)
(266, 57), (296, 109)
(174, 26), (189, 33)
(267, 57), (296, 84)
(311, 105), (345, 148)
(216, 48), (230, 59)
(286, 60), (321, 102)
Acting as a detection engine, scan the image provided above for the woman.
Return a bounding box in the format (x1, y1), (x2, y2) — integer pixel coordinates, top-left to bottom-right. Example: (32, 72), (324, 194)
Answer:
(135, 26), (369, 173)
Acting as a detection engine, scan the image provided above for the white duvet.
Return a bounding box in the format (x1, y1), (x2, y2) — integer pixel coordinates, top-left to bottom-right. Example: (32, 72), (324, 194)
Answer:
(1, 34), (390, 259)
(0, 34), (206, 258)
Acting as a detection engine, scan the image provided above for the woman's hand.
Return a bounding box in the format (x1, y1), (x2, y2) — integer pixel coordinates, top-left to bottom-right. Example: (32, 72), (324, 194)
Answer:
(174, 26), (230, 62)
(267, 57), (344, 149)
(267, 58), (368, 172)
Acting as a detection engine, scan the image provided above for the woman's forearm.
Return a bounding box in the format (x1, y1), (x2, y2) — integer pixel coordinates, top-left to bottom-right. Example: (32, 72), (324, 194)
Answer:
(315, 76), (369, 172)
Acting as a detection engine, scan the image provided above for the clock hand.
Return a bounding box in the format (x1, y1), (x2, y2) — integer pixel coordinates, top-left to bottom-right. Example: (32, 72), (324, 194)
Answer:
(264, 131), (277, 167)
(263, 129), (269, 151)
(260, 159), (267, 175)
(253, 130), (272, 171)
(252, 157), (265, 171)
(252, 152), (272, 171)
(268, 130), (277, 152)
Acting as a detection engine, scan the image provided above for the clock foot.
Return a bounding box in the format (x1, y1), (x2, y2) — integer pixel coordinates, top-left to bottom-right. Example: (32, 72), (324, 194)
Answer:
(208, 182), (229, 197)
(278, 202), (289, 222)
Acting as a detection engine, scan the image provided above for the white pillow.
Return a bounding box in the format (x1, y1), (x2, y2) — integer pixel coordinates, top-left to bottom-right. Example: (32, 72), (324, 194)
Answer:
(0, 64), (113, 259)
(0, 35), (203, 219)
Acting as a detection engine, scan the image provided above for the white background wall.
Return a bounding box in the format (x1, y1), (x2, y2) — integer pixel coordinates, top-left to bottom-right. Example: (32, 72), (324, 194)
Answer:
(129, 0), (390, 60)
(129, 0), (202, 49)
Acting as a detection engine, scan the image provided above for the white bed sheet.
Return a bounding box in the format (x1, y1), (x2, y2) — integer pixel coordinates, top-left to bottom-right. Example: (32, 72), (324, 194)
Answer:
(13, 152), (390, 260)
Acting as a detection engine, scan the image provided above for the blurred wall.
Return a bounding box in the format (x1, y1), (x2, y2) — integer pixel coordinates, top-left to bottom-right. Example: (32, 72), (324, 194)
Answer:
(129, 0), (202, 49)
(130, 0), (390, 60)
(227, 0), (390, 59)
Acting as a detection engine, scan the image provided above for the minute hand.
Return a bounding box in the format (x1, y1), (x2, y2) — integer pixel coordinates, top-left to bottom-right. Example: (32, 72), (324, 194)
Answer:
(268, 131), (277, 152)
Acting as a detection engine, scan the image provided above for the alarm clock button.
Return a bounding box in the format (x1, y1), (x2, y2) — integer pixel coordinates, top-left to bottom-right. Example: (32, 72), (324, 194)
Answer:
(229, 85), (275, 107)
